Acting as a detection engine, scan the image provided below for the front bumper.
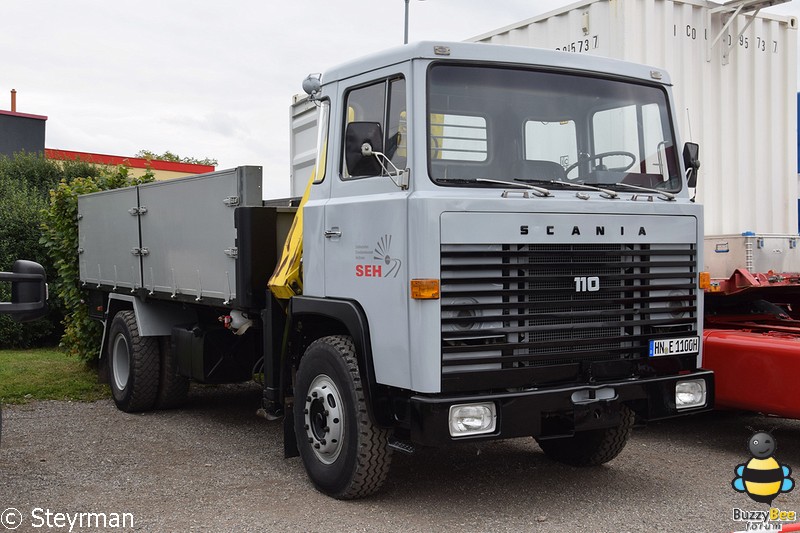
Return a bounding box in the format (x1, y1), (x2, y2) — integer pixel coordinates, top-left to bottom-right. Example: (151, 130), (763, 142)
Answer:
(409, 370), (714, 447)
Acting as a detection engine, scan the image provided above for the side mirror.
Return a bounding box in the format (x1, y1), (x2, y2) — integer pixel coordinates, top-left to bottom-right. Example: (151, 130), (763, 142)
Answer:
(683, 142), (700, 188)
(345, 122), (384, 177)
(0, 260), (48, 322)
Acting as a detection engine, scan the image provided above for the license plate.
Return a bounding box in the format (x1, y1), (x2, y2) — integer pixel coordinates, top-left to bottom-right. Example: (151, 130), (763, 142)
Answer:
(648, 336), (699, 357)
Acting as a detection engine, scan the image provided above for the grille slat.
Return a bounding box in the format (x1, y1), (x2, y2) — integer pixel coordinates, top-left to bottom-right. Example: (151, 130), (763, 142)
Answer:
(440, 242), (699, 391)
(442, 260), (696, 271)
(442, 272), (696, 284)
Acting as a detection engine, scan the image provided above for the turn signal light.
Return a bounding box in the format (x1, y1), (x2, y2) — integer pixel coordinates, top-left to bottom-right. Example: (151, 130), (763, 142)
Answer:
(699, 271), (711, 290)
(411, 279), (440, 300)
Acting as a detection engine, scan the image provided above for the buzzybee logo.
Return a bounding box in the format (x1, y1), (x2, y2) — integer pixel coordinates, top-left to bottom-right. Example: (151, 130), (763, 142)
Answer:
(732, 430), (794, 505)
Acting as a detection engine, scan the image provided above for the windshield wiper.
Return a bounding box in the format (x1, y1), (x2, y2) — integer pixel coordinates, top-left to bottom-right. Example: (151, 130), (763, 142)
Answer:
(437, 177), (551, 197)
(516, 179), (618, 199)
(475, 178), (551, 197)
(612, 182), (676, 201)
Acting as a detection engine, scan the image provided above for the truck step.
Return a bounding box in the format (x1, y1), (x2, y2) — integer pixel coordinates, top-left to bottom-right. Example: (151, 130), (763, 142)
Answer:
(388, 437), (416, 455)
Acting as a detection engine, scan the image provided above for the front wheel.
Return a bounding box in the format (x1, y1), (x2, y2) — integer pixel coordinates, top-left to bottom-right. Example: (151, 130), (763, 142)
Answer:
(294, 335), (392, 499)
(536, 405), (635, 466)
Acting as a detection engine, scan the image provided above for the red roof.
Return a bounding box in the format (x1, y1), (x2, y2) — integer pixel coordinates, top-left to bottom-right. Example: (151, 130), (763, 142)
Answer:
(0, 109), (48, 121)
(45, 148), (215, 174)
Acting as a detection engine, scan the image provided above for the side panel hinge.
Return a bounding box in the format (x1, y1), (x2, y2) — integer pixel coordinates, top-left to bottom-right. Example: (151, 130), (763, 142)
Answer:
(129, 206), (148, 216)
(224, 247), (239, 259)
(131, 247), (150, 257)
(223, 196), (240, 207)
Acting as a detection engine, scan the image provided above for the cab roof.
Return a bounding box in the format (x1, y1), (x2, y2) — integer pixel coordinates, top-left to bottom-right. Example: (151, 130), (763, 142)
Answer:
(319, 40), (672, 87)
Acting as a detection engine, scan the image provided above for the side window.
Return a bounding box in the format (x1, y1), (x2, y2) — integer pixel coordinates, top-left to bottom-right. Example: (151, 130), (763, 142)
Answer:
(343, 77), (406, 178)
(592, 103), (676, 181)
(312, 100), (330, 184)
(386, 78), (407, 169)
(593, 105), (641, 170)
(640, 103), (675, 181)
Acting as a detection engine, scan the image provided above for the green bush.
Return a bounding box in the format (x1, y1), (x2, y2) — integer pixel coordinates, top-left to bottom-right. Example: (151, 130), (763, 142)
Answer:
(0, 178), (56, 348)
(40, 166), (154, 363)
(0, 153), (107, 349)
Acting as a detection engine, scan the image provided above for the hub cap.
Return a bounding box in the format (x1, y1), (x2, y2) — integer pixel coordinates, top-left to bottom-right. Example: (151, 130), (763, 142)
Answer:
(303, 374), (344, 464)
(111, 333), (130, 392)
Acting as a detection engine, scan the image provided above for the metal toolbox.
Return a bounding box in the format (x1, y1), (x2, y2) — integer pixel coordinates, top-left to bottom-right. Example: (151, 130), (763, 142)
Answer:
(704, 233), (800, 276)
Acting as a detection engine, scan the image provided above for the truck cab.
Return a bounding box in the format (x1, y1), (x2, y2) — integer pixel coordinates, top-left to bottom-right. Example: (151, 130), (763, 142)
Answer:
(284, 41), (712, 496)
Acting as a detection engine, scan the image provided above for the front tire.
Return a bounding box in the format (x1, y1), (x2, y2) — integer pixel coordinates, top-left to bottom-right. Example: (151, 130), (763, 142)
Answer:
(294, 335), (392, 499)
(107, 310), (159, 413)
(536, 405), (635, 466)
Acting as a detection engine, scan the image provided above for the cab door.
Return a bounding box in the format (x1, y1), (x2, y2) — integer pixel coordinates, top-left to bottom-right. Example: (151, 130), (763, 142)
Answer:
(323, 73), (412, 389)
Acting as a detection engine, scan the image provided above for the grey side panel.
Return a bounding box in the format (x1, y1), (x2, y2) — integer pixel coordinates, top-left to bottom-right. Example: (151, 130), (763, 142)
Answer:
(137, 167), (262, 304)
(78, 187), (141, 290)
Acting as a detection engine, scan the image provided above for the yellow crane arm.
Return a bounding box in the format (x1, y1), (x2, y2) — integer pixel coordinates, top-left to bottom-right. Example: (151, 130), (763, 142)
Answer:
(268, 171), (315, 300)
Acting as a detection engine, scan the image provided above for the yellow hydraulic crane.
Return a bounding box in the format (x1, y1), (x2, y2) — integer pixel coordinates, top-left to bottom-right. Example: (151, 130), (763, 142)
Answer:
(268, 172), (314, 300)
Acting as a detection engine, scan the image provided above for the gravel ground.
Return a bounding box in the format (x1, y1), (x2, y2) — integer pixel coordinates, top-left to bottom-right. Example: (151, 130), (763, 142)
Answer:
(1, 384), (799, 532)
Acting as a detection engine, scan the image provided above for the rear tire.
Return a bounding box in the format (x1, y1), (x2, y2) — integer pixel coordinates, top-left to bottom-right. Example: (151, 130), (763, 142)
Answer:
(294, 335), (392, 499)
(536, 406), (635, 466)
(107, 310), (159, 413)
(155, 337), (189, 409)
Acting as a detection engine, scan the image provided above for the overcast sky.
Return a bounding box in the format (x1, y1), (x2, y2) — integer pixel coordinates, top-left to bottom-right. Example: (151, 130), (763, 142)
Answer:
(2, 0), (799, 197)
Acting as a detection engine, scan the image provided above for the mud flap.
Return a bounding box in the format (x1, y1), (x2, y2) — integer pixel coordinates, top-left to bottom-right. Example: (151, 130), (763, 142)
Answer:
(283, 400), (299, 458)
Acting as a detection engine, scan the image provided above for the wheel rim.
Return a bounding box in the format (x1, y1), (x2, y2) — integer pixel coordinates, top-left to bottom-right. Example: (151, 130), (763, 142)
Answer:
(111, 333), (131, 392)
(303, 374), (344, 465)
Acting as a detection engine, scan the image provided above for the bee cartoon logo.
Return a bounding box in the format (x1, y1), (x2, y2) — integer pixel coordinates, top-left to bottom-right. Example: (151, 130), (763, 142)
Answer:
(732, 430), (794, 505)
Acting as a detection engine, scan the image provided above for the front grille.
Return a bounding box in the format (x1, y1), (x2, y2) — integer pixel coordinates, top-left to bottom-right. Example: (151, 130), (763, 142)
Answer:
(440, 243), (698, 390)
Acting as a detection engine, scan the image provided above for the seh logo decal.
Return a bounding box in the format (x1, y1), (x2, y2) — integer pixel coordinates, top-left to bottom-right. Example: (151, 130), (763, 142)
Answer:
(355, 235), (402, 279)
(732, 430), (794, 505)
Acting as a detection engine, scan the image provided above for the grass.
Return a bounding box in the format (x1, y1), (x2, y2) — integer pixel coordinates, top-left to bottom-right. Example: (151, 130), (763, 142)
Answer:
(0, 347), (109, 404)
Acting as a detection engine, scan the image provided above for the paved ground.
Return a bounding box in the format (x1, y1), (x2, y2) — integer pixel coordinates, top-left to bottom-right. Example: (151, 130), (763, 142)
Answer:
(1, 384), (799, 532)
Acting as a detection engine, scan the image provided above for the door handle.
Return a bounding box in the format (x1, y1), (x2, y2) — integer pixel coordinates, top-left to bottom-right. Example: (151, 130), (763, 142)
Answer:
(324, 228), (342, 239)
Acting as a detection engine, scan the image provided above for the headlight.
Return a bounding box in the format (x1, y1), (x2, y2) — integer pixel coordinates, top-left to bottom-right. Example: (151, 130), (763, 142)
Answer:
(675, 379), (707, 410)
(449, 402), (497, 437)
(668, 290), (689, 318)
(442, 297), (480, 331)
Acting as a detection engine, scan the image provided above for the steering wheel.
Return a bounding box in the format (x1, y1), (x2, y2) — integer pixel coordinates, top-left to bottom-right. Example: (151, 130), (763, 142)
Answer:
(565, 151), (637, 179)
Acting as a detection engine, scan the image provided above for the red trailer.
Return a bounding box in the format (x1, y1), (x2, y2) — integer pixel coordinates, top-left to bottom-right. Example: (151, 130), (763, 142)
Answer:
(703, 268), (800, 419)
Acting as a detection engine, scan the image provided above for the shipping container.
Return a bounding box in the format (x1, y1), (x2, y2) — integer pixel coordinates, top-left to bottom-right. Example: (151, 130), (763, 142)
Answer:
(472, 0), (798, 237)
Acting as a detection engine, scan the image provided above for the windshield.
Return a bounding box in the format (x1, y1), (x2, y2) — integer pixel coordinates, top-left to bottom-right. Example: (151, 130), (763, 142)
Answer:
(427, 64), (681, 192)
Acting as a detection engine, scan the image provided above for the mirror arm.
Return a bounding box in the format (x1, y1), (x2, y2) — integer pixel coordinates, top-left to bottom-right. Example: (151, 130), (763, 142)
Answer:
(360, 144), (410, 190)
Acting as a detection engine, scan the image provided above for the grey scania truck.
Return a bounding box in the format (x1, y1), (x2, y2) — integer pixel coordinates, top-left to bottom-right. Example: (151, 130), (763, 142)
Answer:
(3, 41), (713, 499)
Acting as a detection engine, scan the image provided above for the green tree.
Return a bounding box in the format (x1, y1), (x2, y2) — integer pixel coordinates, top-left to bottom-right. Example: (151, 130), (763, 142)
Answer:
(0, 153), (105, 348)
(135, 149), (217, 167)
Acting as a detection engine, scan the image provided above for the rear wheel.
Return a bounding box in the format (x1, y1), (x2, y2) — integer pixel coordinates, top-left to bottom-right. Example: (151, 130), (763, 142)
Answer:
(155, 337), (189, 409)
(536, 406), (635, 466)
(107, 310), (159, 412)
(294, 335), (392, 499)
